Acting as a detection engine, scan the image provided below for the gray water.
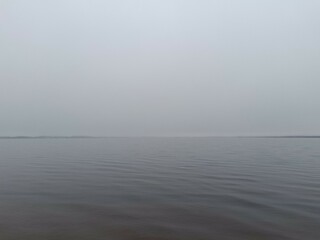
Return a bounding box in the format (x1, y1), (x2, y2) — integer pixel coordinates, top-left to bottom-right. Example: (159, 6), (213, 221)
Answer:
(0, 138), (319, 240)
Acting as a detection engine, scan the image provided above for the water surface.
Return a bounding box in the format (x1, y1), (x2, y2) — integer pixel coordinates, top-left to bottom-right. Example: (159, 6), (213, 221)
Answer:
(0, 138), (319, 239)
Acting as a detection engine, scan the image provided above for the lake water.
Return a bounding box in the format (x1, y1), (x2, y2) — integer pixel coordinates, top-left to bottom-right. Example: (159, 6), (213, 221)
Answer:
(0, 138), (319, 240)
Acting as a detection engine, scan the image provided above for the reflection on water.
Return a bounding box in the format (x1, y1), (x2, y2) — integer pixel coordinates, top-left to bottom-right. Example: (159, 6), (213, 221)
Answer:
(0, 138), (319, 240)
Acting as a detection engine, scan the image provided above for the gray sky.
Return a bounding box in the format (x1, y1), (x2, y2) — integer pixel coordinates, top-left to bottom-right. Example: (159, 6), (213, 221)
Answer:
(1, 0), (319, 136)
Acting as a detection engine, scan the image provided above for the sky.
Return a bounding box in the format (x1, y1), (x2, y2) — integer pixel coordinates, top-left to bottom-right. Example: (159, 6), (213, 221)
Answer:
(0, 0), (319, 136)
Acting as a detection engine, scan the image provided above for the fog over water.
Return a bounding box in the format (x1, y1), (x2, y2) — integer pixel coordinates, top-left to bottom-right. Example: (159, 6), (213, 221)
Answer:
(1, 1), (320, 136)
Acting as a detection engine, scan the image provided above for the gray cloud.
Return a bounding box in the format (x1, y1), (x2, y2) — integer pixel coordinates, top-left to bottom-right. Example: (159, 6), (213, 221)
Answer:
(1, 0), (319, 136)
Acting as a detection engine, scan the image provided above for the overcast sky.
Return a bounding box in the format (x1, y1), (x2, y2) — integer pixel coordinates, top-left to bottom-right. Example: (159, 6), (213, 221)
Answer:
(1, 0), (319, 136)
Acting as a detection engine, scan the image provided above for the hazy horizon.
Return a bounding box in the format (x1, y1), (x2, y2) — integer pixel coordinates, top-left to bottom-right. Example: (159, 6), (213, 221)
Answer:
(1, 1), (320, 136)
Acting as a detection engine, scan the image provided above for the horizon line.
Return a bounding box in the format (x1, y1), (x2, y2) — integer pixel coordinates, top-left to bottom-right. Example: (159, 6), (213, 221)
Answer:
(0, 135), (320, 139)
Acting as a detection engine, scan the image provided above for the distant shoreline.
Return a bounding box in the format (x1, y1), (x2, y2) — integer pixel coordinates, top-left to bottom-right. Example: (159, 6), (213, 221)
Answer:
(242, 136), (320, 138)
(0, 136), (99, 139)
(0, 136), (319, 139)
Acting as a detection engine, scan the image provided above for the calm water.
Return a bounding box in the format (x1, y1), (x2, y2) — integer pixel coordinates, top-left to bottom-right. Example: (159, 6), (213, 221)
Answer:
(0, 138), (319, 240)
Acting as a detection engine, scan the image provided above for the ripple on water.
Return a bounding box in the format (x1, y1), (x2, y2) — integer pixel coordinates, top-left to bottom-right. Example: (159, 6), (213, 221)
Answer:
(0, 138), (320, 240)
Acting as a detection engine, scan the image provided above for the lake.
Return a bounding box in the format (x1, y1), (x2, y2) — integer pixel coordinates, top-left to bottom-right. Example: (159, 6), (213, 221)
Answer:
(0, 138), (319, 239)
